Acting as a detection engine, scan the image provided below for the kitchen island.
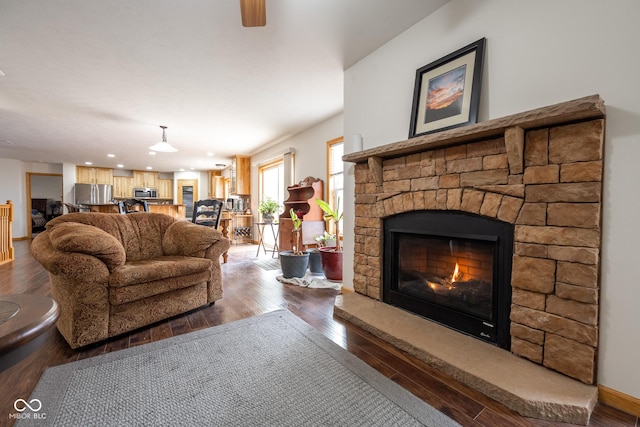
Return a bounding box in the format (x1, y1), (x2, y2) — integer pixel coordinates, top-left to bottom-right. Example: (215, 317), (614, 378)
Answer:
(83, 204), (118, 213)
(81, 203), (186, 219)
(147, 203), (186, 219)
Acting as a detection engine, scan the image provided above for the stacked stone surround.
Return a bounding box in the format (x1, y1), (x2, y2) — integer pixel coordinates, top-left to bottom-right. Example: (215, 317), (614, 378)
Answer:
(344, 95), (605, 385)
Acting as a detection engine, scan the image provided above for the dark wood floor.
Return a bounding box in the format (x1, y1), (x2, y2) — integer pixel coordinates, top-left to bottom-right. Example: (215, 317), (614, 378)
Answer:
(0, 240), (637, 427)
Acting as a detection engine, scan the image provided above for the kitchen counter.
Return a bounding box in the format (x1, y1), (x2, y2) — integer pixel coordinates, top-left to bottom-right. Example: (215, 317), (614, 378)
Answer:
(147, 204), (185, 219)
(80, 203), (186, 219)
(82, 204), (119, 213)
(112, 198), (174, 204)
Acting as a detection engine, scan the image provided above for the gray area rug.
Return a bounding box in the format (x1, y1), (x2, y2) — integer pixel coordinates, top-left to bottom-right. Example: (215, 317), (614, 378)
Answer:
(19, 310), (460, 427)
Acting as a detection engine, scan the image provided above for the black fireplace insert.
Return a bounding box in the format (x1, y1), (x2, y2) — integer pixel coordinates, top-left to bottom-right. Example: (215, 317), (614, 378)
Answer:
(383, 210), (514, 349)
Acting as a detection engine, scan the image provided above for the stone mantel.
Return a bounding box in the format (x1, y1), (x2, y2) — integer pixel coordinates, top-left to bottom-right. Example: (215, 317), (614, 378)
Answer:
(343, 94), (604, 164)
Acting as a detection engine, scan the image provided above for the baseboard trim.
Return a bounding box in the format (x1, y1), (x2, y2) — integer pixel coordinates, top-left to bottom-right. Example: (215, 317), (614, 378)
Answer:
(599, 385), (640, 417)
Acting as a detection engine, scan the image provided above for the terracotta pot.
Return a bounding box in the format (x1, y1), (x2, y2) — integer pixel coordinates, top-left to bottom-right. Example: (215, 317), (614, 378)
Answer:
(279, 251), (309, 279)
(319, 247), (342, 281)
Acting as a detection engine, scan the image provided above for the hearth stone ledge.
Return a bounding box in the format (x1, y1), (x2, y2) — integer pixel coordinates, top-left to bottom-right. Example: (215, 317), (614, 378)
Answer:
(334, 292), (598, 425)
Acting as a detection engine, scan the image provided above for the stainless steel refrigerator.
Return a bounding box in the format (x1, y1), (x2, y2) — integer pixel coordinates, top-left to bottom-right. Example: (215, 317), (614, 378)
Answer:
(74, 183), (113, 205)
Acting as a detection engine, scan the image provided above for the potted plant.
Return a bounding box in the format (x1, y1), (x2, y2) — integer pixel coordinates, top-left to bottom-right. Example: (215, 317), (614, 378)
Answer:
(279, 209), (309, 278)
(258, 197), (281, 223)
(315, 197), (343, 281)
(307, 231), (331, 275)
(314, 231), (336, 248)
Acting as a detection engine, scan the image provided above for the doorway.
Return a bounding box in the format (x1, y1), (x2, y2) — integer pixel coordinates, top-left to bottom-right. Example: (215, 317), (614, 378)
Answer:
(177, 179), (198, 220)
(26, 173), (63, 238)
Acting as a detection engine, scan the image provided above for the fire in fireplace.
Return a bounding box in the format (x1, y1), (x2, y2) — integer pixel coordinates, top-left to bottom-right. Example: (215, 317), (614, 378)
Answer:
(384, 210), (514, 349)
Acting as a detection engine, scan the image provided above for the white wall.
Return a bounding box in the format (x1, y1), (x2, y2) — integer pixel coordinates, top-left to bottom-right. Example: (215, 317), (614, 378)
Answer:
(250, 113), (343, 215)
(30, 175), (63, 199)
(344, 0), (640, 399)
(24, 162), (63, 174)
(0, 160), (70, 237)
(62, 163), (76, 208)
(173, 170), (209, 202)
(0, 159), (27, 236)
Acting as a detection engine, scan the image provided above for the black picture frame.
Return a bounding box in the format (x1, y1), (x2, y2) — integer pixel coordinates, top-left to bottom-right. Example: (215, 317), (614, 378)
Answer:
(409, 38), (486, 138)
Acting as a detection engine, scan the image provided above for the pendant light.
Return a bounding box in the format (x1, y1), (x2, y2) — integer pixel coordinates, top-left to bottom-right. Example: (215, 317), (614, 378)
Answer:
(149, 125), (177, 152)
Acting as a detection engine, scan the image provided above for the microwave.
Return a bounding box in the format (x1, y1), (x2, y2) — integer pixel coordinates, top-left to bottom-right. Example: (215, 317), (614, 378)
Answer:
(133, 188), (158, 199)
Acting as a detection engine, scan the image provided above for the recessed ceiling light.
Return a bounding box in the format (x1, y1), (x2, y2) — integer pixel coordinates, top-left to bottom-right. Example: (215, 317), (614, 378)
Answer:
(179, 168), (185, 172)
(85, 161), (93, 165)
(107, 154), (115, 158)
(117, 164), (124, 168)
(146, 166), (153, 170)
(207, 152), (214, 156)
(149, 151), (156, 156)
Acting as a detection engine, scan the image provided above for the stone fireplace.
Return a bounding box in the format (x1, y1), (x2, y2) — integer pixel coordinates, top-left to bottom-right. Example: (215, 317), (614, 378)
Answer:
(337, 95), (605, 424)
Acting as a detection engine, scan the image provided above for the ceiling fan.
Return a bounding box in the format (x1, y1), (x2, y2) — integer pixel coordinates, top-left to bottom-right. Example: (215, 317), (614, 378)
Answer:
(239, 0), (266, 27)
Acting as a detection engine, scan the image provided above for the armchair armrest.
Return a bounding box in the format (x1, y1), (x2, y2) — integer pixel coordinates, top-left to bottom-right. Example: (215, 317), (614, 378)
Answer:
(47, 222), (126, 271)
(30, 224), (115, 348)
(163, 221), (229, 258)
(31, 223), (124, 284)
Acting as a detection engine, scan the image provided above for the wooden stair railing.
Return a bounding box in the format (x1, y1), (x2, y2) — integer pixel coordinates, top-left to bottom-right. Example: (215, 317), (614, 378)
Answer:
(0, 200), (14, 265)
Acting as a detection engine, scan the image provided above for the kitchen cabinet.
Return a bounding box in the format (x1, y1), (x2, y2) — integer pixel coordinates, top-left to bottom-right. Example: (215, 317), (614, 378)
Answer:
(76, 166), (113, 185)
(209, 174), (226, 199)
(158, 179), (174, 199)
(113, 176), (134, 198)
(229, 155), (250, 195)
(133, 171), (158, 188)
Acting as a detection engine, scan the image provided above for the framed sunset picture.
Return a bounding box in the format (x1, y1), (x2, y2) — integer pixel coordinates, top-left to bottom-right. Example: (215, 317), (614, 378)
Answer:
(409, 38), (486, 138)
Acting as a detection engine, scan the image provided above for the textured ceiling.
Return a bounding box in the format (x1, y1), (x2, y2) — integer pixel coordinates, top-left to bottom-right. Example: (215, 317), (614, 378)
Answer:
(0, 0), (448, 172)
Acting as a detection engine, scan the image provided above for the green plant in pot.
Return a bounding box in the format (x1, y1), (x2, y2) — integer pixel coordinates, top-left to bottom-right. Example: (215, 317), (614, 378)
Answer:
(313, 231), (336, 248)
(315, 197), (343, 281)
(279, 209), (309, 278)
(258, 197), (281, 222)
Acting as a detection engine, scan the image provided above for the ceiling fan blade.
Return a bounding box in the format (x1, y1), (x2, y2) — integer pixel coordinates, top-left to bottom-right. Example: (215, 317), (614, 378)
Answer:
(240, 0), (266, 27)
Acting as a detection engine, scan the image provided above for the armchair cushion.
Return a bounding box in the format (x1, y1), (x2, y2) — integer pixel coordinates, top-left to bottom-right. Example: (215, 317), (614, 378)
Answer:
(109, 256), (212, 287)
(109, 268), (212, 305)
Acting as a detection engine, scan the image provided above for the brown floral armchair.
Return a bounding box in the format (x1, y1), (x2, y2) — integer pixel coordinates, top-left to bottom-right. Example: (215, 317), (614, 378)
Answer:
(31, 212), (230, 348)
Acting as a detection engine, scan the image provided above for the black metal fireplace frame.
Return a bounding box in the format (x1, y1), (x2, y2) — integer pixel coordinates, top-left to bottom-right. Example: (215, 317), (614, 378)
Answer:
(383, 210), (514, 349)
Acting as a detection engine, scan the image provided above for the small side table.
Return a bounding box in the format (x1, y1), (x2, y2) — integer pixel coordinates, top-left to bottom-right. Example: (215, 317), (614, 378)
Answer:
(0, 294), (59, 372)
(255, 221), (280, 258)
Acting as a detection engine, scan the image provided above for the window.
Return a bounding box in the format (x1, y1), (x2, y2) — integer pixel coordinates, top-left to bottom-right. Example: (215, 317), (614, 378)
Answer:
(326, 137), (344, 236)
(258, 159), (285, 247)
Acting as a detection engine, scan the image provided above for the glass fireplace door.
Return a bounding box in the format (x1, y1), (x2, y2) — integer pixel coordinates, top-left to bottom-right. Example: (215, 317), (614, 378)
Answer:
(383, 210), (514, 349)
(396, 234), (495, 322)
